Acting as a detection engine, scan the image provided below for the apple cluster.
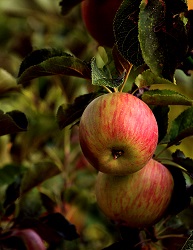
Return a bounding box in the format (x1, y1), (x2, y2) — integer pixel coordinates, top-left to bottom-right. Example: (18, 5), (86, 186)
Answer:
(79, 92), (174, 228)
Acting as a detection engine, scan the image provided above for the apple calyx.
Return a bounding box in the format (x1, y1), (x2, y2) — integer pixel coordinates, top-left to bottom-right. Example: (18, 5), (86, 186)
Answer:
(112, 149), (124, 160)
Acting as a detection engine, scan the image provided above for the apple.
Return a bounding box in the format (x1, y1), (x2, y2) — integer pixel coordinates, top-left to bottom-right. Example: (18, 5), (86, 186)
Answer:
(79, 92), (158, 175)
(81, 0), (123, 47)
(95, 159), (174, 228)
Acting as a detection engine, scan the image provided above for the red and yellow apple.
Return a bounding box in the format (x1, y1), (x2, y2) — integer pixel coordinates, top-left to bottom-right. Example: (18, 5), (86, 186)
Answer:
(81, 0), (123, 47)
(95, 159), (174, 228)
(79, 92), (158, 175)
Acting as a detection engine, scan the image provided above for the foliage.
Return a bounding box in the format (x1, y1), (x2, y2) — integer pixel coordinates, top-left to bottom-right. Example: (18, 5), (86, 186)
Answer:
(0, 0), (193, 249)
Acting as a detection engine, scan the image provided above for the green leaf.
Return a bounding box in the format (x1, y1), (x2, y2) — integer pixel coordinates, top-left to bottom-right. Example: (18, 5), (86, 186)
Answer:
(151, 105), (170, 143)
(91, 57), (125, 88)
(142, 89), (193, 106)
(59, 0), (83, 15)
(17, 48), (91, 86)
(168, 107), (193, 146)
(135, 69), (173, 87)
(114, 0), (144, 66)
(20, 162), (61, 194)
(0, 110), (28, 136)
(138, 0), (188, 81)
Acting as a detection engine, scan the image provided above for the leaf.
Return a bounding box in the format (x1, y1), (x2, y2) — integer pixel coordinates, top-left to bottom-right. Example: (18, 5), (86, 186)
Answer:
(59, 0), (83, 15)
(17, 48), (91, 86)
(172, 150), (193, 178)
(135, 69), (174, 87)
(112, 45), (132, 75)
(166, 163), (190, 215)
(151, 105), (170, 143)
(20, 162), (61, 194)
(0, 110), (28, 136)
(114, 0), (144, 66)
(138, 0), (188, 81)
(40, 213), (79, 241)
(91, 57), (125, 88)
(142, 89), (193, 106)
(180, 231), (193, 250)
(168, 107), (193, 146)
(0, 164), (26, 186)
(17, 188), (44, 221)
(57, 92), (101, 129)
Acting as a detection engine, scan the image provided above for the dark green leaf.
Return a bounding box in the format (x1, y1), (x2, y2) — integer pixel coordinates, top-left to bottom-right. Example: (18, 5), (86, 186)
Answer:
(168, 107), (193, 146)
(40, 213), (79, 240)
(17, 49), (91, 85)
(139, 0), (188, 81)
(91, 57), (125, 88)
(165, 164), (190, 215)
(20, 162), (61, 194)
(0, 110), (28, 136)
(142, 89), (193, 106)
(57, 92), (102, 129)
(17, 188), (44, 220)
(172, 150), (193, 178)
(151, 105), (170, 143)
(59, 0), (83, 15)
(0, 164), (26, 186)
(114, 0), (144, 66)
(4, 176), (23, 209)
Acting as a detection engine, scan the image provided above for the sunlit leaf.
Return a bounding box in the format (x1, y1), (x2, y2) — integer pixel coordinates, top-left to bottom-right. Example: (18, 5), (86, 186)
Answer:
(142, 89), (193, 106)
(20, 162), (61, 194)
(0, 68), (20, 96)
(0, 110), (28, 136)
(114, 0), (144, 66)
(135, 69), (173, 88)
(17, 48), (91, 86)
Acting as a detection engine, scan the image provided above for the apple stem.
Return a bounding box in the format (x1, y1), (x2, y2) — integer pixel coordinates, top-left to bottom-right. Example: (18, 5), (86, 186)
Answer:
(103, 85), (113, 93)
(119, 64), (133, 92)
(112, 149), (124, 159)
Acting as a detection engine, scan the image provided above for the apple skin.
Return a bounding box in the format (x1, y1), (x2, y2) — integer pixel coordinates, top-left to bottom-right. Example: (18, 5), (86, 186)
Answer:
(95, 159), (174, 228)
(79, 92), (158, 175)
(81, 0), (123, 47)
